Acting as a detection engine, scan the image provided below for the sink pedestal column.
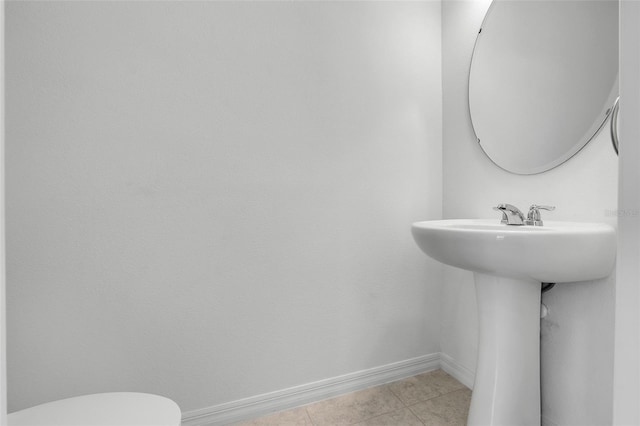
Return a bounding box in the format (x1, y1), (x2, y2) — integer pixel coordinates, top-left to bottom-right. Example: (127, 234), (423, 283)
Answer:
(468, 273), (541, 426)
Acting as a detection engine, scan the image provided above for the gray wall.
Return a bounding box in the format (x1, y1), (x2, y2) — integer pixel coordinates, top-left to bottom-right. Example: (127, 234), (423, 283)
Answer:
(5, 1), (443, 413)
(441, 1), (618, 425)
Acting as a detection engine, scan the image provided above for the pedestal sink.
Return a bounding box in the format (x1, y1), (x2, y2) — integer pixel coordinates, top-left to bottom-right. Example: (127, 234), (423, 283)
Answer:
(411, 219), (616, 426)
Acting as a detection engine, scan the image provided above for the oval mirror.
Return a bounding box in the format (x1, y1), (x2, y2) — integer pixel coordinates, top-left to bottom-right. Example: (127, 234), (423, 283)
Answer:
(469, 0), (618, 175)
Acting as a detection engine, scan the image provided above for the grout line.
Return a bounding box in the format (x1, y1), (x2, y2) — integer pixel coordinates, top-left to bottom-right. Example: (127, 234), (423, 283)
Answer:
(404, 387), (471, 425)
(429, 386), (468, 401)
(385, 380), (407, 407)
(343, 390), (404, 425)
(304, 407), (315, 426)
(386, 369), (468, 408)
(350, 407), (403, 426)
(303, 383), (407, 426)
(406, 404), (427, 426)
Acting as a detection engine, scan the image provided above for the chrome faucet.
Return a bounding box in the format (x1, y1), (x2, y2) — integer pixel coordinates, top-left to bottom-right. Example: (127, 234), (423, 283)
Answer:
(493, 203), (525, 225)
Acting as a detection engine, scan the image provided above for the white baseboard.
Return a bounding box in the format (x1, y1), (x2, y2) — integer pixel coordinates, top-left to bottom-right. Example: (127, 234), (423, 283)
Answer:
(438, 352), (475, 390)
(182, 352), (564, 426)
(181, 353), (440, 426)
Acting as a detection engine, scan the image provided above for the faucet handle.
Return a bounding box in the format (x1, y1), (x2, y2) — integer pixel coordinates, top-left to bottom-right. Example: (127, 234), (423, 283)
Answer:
(525, 204), (555, 226)
(531, 204), (555, 211)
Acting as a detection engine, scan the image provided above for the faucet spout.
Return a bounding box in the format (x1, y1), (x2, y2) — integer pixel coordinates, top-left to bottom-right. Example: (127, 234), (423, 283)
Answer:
(493, 203), (525, 226)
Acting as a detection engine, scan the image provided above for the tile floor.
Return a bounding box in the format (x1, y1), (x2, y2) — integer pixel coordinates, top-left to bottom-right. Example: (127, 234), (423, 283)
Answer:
(236, 369), (471, 426)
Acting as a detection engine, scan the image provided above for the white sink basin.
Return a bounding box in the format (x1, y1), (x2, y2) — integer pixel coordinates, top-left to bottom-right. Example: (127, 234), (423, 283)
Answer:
(411, 218), (616, 426)
(412, 219), (616, 283)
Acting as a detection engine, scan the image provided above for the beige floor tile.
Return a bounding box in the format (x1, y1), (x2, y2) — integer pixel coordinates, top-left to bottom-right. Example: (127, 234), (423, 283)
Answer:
(305, 385), (405, 425)
(353, 407), (424, 426)
(235, 406), (313, 425)
(388, 369), (466, 406)
(409, 388), (472, 426)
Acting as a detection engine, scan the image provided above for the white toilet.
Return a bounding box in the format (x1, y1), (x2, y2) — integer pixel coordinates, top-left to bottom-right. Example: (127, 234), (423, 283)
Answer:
(8, 392), (181, 426)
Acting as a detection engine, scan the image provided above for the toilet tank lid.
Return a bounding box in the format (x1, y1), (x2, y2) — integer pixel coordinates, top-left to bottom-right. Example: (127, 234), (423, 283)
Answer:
(8, 392), (181, 426)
